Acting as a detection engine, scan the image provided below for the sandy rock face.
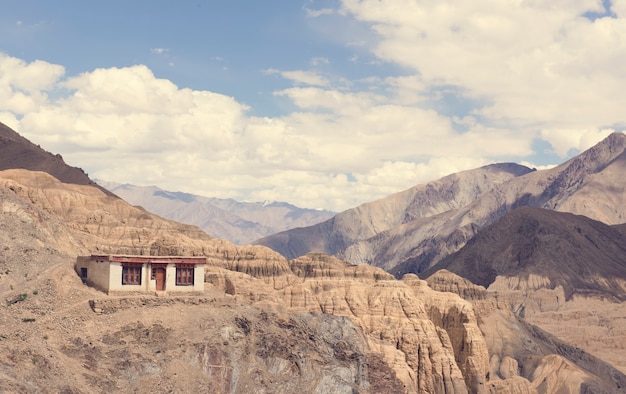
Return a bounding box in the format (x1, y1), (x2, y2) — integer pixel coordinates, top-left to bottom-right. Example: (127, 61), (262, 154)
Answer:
(217, 253), (491, 393)
(426, 270), (626, 393)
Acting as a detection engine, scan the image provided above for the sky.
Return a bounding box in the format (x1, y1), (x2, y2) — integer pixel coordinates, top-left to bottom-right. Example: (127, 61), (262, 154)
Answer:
(1, 0), (625, 212)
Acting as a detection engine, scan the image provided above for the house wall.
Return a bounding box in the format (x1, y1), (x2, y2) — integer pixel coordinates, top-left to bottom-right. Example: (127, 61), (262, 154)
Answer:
(193, 264), (205, 292)
(108, 262), (150, 292)
(75, 256), (111, 293)
(164, 263), (205, 292)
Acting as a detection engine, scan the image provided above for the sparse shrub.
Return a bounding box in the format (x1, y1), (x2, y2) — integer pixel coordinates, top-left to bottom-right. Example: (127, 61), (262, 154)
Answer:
(6, 293), (28, 305)
(32, 290), (38, 295)
(22, 318), (36, 323)
(43, 335), (48, 340)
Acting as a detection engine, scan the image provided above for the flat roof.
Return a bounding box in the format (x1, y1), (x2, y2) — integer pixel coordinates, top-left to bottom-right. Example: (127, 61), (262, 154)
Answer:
(89, 255), (206, 264)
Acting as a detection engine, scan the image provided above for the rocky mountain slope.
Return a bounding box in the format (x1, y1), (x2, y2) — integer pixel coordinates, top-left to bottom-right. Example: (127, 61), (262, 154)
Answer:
(423, 206), (626, 301)
(2, 124), (624, 392)
(422, 207), (626, 379)
(0, 122), (111, 196)
(255, 163), (533, 264)
(98, 181), (335, 245)
(255, 133), (626, 276)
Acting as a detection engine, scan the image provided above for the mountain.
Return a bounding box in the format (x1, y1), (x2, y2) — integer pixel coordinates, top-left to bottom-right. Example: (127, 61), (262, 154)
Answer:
(98, 181), (335, 245)
(422, 206), (626, 301)
(255, 133), (626, 276)
(422, 205), (626, 380)
(2, 123), (624, 392)
(254, 162), (533, 262)
(0, 121), (112, 196)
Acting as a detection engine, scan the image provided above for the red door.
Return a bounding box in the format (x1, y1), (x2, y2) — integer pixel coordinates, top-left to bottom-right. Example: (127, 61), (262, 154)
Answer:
(155, 268), (166, 291)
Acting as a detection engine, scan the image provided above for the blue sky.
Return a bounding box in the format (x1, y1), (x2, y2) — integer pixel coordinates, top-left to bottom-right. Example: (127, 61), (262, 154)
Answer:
(1, 0), (625, 211)
(2, 1), (387, 115)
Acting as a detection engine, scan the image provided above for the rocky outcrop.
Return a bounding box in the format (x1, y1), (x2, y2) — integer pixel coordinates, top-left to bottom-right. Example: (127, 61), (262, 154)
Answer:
(425, 270), (626, 393)
(216, 253), (492, 393)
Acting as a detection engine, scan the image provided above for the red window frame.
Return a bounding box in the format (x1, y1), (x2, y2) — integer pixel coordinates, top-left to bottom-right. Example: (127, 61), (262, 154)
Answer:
(122, 264), (142, 285)
(176, 264), (194, 286)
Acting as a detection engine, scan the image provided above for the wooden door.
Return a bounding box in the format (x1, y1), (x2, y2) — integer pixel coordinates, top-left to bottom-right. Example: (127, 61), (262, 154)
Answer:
(155, 268), (166, 291)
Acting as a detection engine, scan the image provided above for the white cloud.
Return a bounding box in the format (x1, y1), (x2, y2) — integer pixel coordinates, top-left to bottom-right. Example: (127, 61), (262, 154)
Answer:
(0, 111), (20, 131)
(339, 0), (626, 133)
(1, 52), (503, 211)
(150, 48), (168, 55)
(265, 68), (330, 86)
(540, 127), (616, 157)
(520, 161), (557, 172)
(0, 53), (64, 92)
(311, 57), (330, 66)
(2, 0), (625, 215)
(305, 7), (334, 18)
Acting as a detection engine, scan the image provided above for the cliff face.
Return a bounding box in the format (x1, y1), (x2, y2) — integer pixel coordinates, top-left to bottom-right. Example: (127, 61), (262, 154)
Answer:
(426, 270), (626, 393)
(208, 253), (626, 393)
(208, 253), (492, 393)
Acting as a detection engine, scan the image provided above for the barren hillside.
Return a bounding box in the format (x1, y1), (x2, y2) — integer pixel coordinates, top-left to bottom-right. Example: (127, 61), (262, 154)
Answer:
(423, 206), (626, 300)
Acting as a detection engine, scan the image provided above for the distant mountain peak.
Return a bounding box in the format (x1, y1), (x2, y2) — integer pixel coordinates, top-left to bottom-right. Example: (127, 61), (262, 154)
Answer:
(99, 182), (335, 244)
(570, 131), (626, 170)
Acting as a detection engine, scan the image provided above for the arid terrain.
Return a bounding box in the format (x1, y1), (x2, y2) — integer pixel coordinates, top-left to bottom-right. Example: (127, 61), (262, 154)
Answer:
(1, 122), (626, 393)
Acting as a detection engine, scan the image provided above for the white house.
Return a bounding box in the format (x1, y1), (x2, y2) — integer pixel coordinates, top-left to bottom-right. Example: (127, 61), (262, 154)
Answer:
(75, 255), (205, 294)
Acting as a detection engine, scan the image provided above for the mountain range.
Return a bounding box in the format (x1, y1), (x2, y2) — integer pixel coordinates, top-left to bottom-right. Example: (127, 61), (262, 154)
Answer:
(1, 120), (626, 393)
(98, 181), (335, 245)
(255, 133), (626, 278)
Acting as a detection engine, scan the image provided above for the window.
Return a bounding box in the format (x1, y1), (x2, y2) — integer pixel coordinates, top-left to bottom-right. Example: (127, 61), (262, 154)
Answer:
(176, 264), (194, 286)
(80, 268), (88, 282)
(122, 264), (142, 285)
